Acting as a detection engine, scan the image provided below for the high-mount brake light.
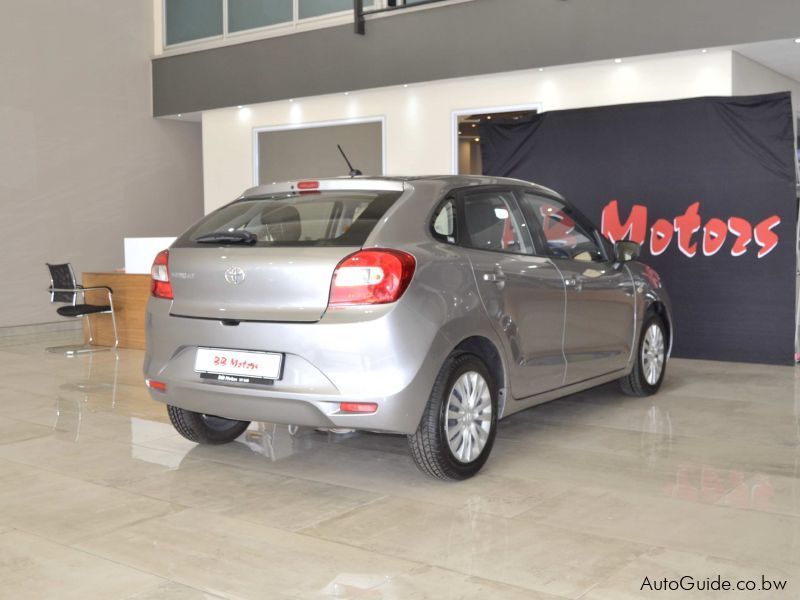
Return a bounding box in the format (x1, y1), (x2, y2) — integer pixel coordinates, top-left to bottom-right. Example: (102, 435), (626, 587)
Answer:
(297, 181), (320, 190)
(329, 249), (416, 306)
(150, 249), (173, 299)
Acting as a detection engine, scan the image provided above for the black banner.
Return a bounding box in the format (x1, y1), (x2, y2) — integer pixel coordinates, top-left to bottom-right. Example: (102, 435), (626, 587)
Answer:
(481, 93), (797, 365)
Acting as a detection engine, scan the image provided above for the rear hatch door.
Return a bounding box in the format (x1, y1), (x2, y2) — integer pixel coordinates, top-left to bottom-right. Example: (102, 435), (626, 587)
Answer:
(168, 186), (402, 323)
(169, 245), (355, 322)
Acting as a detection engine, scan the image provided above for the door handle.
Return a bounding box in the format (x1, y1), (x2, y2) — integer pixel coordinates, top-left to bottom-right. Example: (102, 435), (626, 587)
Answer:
(483, 267), (506, 285)
(564, 276), (583, 292)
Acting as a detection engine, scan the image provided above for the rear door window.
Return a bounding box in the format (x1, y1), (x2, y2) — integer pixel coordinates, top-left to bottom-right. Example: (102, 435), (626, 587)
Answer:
(176, 191), (400, 247)
(459, 189), (534, 255)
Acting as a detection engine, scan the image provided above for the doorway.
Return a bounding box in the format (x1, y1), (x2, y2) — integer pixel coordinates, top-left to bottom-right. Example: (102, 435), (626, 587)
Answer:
(452, 105), (541, 175)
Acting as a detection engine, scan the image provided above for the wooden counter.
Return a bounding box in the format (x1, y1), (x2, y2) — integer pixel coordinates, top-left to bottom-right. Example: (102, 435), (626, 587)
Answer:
(82, 272), (150, 350)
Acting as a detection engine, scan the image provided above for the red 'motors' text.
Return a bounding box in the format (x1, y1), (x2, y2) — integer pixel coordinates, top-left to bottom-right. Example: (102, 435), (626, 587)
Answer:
(601, 200), (780, 258)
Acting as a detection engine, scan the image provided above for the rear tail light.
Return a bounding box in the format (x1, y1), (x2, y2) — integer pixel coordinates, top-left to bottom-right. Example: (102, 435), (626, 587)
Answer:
(151, 249), (173, 299)
(329, 249), (416, 306)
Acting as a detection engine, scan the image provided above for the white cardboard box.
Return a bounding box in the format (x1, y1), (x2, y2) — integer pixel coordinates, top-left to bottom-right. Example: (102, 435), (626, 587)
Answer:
(124, 237), (176, 274)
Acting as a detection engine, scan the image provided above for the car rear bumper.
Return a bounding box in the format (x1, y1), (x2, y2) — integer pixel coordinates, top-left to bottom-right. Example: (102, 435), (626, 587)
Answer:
(143, 298), (449, 434)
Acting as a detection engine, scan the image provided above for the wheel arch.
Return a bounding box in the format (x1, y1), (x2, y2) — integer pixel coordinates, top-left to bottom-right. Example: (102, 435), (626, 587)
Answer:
(451, 335), (508, 418)
(645, 299), (673, 357)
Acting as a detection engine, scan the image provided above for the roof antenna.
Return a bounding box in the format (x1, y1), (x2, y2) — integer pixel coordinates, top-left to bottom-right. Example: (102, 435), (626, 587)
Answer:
(337, 144), (362, 177)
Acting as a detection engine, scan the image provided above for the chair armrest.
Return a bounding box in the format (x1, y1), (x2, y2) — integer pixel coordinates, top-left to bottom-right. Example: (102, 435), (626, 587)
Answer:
(78, 286), (114, 294)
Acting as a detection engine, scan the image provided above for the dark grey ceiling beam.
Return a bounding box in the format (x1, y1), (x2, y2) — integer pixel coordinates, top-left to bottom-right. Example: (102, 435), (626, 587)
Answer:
(152, 0), (800, 116)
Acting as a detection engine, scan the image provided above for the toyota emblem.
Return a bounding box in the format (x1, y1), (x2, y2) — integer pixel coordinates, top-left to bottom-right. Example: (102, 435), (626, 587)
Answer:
(224, 267), (246, 285)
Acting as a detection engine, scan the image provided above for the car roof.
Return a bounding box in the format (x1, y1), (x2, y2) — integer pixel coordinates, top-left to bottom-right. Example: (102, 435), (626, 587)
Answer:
(239, 175), (563, 200)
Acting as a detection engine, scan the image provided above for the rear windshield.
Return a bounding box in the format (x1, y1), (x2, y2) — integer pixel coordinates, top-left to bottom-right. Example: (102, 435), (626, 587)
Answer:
(176, 191), (401, 247)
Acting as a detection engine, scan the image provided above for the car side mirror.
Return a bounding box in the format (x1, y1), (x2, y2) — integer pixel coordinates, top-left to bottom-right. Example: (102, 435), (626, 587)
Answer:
(614, 240), (641, 263)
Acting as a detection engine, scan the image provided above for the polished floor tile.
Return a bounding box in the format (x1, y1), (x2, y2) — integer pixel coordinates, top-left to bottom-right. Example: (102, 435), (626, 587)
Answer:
(302, 495), (651, 598)
(0, 433), (204, 487)
(124, 581), (227, 599)
(0, 458), (181, 544)
(121, 458), (385, 531)
(76, 508), (417, 600)
(515, 484), (800, 567)
(0, 415), (52, 445)
(365, 565), (565, 600)
(0, 529), (163, 600)
(583, 547), (800, 599)
(0, 335), (798, 598)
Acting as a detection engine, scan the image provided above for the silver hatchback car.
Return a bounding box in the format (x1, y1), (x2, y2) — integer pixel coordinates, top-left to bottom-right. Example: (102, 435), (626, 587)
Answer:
(144, 176), (672, 480)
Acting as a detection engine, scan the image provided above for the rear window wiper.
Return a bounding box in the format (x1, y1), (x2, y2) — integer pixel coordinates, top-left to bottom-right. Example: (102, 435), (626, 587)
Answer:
(195, 230), (257, 245)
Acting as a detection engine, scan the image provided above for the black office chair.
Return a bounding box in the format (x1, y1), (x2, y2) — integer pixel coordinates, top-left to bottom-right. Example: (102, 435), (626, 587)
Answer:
(46, 263), (119, 354)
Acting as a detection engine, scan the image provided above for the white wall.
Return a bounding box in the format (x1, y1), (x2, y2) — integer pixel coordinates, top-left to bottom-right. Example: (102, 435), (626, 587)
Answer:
(203, 51), (733, 212)
(732, 51), (800, 131)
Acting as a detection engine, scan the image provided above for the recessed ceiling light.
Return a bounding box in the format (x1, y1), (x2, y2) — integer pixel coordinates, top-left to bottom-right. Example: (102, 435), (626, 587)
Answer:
(538, 68), (545, 72)
(701, 48), (708, 53)
(289, 98), (294, 102)
(237, 105), (243, 109)
(474, 137), (480, 142)
(795, 38), (800, 44)
(472, 124), (476, 128)
(614, 58), (623, 64)
(403, 84), (409, 88)
(486, 115), (492, 120)
(344, 92), (350, 96)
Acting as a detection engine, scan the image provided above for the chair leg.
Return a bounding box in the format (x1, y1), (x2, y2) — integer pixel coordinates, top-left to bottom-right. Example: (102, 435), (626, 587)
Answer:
(46, 315), (110, 355)
(107, 295), (119, 349)
(86, 313), (95, 345)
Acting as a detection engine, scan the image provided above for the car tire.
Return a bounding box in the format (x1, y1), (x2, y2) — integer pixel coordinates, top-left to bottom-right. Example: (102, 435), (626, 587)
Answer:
(619, 313), (667, 396)
(167, 404), (251, 445)
(408, 353), (498, 481)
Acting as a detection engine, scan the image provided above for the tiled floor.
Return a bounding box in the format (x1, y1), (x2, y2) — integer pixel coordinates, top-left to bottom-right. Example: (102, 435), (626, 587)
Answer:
(1, 333), (799, 598)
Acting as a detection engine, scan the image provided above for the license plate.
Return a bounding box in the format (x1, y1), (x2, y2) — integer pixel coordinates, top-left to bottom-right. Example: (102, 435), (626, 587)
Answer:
(194, 348), (283, 384)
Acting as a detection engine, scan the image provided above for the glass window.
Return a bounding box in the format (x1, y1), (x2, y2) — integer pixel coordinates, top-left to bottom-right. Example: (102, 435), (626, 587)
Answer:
(165, 0), (223, 45)
(299, 0), (373, 19)
(228, 0), (293, 32)
(520, 193), (605, 262)
(431, 198), (457, 243)
(461, 190), (532, 254)
(177, 191), (400, 247)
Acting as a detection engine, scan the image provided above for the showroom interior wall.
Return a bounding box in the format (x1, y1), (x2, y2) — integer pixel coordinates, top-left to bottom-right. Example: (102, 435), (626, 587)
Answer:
(202, 51), (732, 212)
(257, 120), (384, 183)
(0, 1), (203, 330)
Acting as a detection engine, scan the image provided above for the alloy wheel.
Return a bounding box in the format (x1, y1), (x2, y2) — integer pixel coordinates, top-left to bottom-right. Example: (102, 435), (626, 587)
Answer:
(642, 323), (665, 385)
(445, 371), (493, 463)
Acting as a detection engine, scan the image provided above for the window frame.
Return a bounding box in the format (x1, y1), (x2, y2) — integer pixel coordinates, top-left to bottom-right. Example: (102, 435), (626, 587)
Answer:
(162, 0), (380, 50)
(164, 0), (225, 47)
(441, 185), (535, 257)
(514, 188), (612, 263)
